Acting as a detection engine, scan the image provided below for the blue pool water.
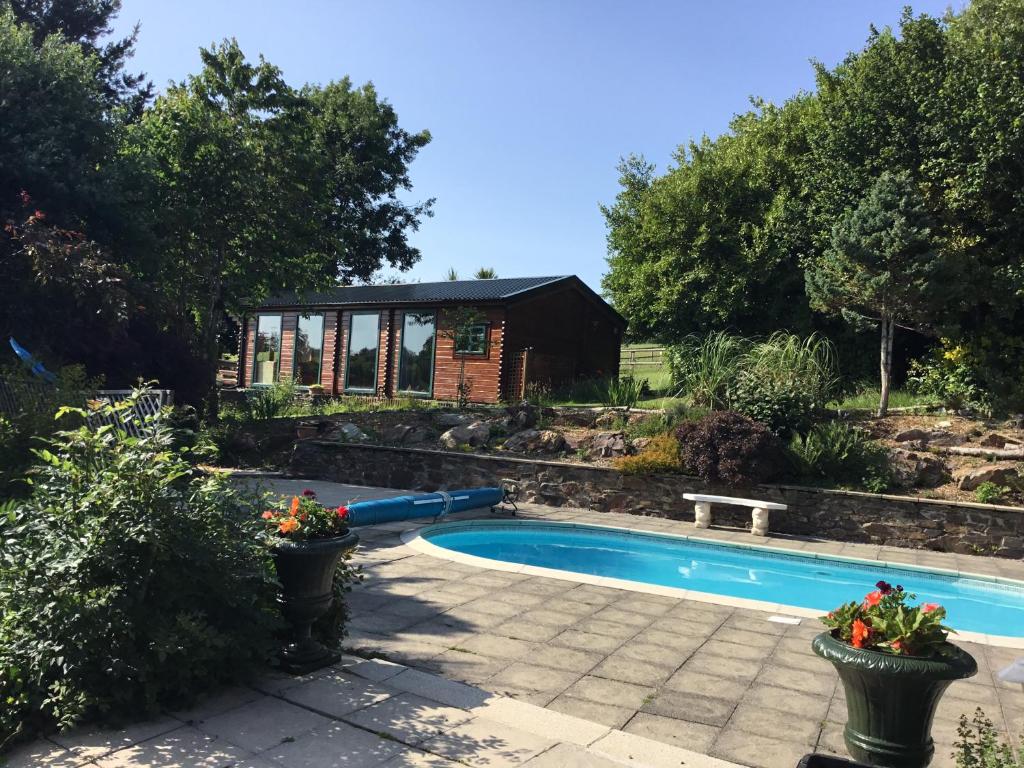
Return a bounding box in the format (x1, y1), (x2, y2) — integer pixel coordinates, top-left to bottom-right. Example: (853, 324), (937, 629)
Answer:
(422, 521), (1024, 637)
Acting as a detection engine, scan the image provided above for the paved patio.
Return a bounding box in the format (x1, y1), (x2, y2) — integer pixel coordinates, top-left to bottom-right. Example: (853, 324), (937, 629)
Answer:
(6, 646), (742, 768)
(332, 489), (1024, 768)
(9, 479), (1024, 768)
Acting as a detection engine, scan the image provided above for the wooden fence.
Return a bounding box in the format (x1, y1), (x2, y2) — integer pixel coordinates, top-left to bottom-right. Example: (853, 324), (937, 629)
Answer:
(619, 346), (666, 369)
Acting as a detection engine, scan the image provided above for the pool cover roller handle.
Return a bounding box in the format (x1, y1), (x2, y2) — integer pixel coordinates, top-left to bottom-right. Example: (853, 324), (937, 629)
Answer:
(345, 487), (504, 527)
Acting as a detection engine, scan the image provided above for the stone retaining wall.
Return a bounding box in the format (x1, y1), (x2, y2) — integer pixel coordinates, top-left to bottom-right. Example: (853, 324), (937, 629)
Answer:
(290, 440), (1024, 558)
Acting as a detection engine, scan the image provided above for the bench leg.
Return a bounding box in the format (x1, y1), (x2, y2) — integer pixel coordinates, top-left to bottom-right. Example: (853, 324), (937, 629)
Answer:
(751, 507), (769, 536)
(694, 501), (712, 529)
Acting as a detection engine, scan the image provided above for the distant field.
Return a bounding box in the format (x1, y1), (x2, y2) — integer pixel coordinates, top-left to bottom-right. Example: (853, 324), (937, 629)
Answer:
(620, 345), (672, 393)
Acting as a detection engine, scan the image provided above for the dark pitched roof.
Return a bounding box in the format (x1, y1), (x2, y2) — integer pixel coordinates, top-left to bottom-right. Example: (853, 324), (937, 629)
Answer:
(258, 275), (571, 308)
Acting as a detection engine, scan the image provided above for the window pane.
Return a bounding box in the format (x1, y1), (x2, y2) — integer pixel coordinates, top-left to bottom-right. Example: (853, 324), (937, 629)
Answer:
(456, 324), (487, 354)
(346, 313), (380, 391)
(399, 312), (435, 393)
(253, 315), (281, 384)
(295, 314), (324, 386)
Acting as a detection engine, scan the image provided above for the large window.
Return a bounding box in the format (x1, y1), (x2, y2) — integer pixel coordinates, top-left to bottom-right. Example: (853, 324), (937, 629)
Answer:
(294, 314), (325, 386)
(253, 314), (281, 385)
(398, 311), (436, 395)
(455, 323), (488, 356)
(345, 312), (380, 392)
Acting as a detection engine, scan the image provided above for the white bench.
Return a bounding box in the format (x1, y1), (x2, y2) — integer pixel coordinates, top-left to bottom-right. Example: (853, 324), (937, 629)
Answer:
(682, 493), (787, 536)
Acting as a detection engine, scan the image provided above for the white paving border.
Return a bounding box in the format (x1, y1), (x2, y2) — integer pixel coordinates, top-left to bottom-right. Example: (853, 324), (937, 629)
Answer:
(400, 518), (1024, 649)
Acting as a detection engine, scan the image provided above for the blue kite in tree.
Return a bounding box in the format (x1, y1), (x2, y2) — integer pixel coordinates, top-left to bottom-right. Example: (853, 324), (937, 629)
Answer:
(9, 337), (57, 384)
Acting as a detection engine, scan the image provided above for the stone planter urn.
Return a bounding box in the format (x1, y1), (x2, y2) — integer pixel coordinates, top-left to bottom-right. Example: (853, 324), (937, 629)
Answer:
(812, 631), (977, 768)
(272, 531), (359, 674)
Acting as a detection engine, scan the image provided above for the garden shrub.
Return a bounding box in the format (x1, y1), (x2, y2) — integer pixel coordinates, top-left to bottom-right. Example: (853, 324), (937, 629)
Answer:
(668, 332), (839, 434)
(787, 421), (893, 492)
(974, 481), (1010, 505)
(0, 396), (281, 749)
(908, 345), (991, 415)
(600, 375), (645, 408)
(0, 364), (101, 499)
(675, 411), (783, 486)
(242, 379), (299, 420)
(727, 373), (817, 436)
(615, 434), (681, 475)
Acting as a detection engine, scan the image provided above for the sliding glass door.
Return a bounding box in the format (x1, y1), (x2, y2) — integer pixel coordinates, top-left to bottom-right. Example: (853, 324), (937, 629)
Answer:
(345, 312), (380, 392)
(294, 314), (325, 386)
(253, 314), (282, 385)
(398, 311), (436, 395)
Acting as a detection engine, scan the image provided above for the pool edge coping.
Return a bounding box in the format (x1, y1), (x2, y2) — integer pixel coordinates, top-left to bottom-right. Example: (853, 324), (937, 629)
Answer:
(398, 518), (1024, 650)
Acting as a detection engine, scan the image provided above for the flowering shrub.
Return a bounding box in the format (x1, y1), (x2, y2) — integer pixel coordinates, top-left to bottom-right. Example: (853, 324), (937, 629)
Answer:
(261, 489), (350, 541)
(821, 581), (952, 657)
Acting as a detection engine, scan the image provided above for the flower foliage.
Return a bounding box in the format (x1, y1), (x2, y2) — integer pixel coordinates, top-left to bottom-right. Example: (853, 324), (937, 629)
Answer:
(821, 581), (952, 657)
(261, 489), (351, 541)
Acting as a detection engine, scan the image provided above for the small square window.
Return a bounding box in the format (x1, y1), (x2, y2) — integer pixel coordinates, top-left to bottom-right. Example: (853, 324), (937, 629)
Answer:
(455, 324), (488, 355)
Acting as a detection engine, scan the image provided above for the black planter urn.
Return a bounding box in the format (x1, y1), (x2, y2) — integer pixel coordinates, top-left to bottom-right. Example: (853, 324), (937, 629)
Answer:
(812, 631), (977, 768)
(272, 531), (359, 674)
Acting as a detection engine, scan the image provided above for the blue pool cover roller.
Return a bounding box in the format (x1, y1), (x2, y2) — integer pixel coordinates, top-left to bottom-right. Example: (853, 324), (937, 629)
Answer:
(345, 487), (503, 527)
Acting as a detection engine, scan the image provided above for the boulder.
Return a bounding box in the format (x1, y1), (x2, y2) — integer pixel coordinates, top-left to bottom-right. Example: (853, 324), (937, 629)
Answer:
(552, 409), (598, 428)
(928, 430), (968, 447)
(502, 428), (567, 454)
(894, 428), (930, 443)
(435, 412), (474, 428)
(582, 431), (633, 459)
(325, 422), (369, 442)
(980, 433), (1021, 449)
(889, 449), (951, 489)
(955, 464), (1020, 491)
(631, 437), (654, 453)
(382, 424), (432, 445)
(502, 400), (539, 430)
(439, 421), (490, 449)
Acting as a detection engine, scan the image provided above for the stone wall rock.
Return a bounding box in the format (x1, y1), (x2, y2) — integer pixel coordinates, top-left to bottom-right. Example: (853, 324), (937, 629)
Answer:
(289, 441), (1024, 559)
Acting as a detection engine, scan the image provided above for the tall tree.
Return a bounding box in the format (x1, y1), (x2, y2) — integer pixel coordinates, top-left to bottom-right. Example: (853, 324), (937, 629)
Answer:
(474, 267), (497, 279)
(806, 172), (952, 416)
(5, 0), (152, 114)
(601, 98), (818, 342)
(126, 40), (432, 413)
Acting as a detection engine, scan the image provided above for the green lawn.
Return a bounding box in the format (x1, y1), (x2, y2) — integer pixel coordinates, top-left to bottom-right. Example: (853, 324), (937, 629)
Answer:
(831, 388), (936, 410)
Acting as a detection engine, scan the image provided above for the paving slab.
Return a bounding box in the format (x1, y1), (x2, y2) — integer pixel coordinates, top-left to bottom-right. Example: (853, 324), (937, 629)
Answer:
(196, 696), (331, 753)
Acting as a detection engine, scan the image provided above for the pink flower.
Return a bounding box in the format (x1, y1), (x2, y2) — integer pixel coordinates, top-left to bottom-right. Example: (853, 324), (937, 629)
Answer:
(921, 603), (941, 614)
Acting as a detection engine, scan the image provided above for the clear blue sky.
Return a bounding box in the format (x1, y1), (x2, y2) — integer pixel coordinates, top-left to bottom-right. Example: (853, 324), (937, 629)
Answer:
(113, 0), (957, 293)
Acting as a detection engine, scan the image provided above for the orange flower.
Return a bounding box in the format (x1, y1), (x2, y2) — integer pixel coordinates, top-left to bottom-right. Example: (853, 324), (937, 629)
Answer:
(921, 602), (940, 614)
(261, 511), (274, 520)
(851, 619), (871, 649)
(289, 496), (300, 516)
(863, 590), (883, 608)
(891, 639), (904, 653)
(278, 517), (300, 534)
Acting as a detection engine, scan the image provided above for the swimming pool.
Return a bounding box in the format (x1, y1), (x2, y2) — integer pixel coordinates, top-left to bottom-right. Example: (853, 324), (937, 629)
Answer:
(412, 520), (1024, 640)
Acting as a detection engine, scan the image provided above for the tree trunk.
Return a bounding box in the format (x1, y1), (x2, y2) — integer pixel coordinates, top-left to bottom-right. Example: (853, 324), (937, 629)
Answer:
(201, 256), (225, 422)
(878, 314), (895, 418)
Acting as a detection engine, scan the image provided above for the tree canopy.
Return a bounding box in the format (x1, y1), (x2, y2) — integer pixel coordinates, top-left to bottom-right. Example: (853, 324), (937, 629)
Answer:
(601, 0), (1024, 407)
(0, 7), (432, 409)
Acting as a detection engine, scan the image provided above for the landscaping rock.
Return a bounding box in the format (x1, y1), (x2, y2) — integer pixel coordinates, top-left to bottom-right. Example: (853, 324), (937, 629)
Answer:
(439, 421), (490, 449)
(889, 449), (951, 489)
(502, 400), (539, 430)
(382, 423), (431, 445)
(502, 428), (567, 454)
(594, 411), (628, 429)
(928, 430), (968, 447)
(894, 428), (930, 443)
(551, 408), (598, 428)
(631, 437), (654, 452)
(325, 422), (369, 442)
(581, 431), (633, 459)
(435, 412), (473, 428)
(980, 433), (1020, 449)
(955, 464), (1020, 491)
